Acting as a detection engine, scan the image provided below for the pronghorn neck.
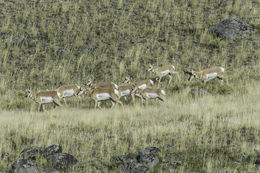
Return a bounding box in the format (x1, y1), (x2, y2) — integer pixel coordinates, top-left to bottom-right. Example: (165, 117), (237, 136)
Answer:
(195, 71), (203, 79)
(28, 93), (37, 102)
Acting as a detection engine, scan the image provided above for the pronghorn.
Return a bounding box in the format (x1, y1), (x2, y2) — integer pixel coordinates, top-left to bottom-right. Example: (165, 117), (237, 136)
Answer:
(84, 87), (123, 109)
(87, 78), (118, 89)
(56, 84), (83, 104)
(123, 76), (154, 90)
(25, 89), (62, 112)
(148, 64), (178, 84)
(123, 76), (154, 101)
(117, 83), (136, 101)
(184, 67), (225, 82)
(133, 88), (166, 105)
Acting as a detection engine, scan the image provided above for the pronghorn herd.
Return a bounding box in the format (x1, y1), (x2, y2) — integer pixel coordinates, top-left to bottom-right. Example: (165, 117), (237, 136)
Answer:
(25, 65), (225, 111)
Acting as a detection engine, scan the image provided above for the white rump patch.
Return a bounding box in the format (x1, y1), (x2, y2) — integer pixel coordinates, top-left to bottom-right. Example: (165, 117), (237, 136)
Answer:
(121, 89), (130, 97)
(171, 65), (175, 70)
(138, 84), (147, 90)
(150, 80), (154, 85)
(77, 85), (81, 90)
(146, 93), (158, 99)
(62, 89), (74, 98)
(96, 93), (110, 101)
(220, 67), (225, 72)
(161, 90), (166, 95)
(40, 97), (53, 103)
(206, 73), (218, 80)
(161, 70), (170, 77)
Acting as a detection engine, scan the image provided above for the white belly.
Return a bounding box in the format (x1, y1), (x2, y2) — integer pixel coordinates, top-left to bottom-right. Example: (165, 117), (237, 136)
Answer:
(146, 93), (158, 99)
(121, 89), (130, 97)
(135, 93), (142, 98)
(138, 84), (147, 90)
(40, 97), (53, 103)
(96, 93), (110, 101)
(58, 89), (74, 98)
(160, 70), (170, 77)
(206, 73), (217, 80)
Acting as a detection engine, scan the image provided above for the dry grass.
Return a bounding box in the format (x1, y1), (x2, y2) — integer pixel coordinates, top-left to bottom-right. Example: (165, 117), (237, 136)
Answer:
(0, 82), (259, 172)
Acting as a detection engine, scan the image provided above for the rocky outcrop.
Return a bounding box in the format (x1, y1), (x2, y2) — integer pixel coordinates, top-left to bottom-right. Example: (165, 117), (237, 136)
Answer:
(19, 147), (43, 160)
(11, 158), (38, 173)
(46, 152), (78, 170)
(210, 18), (252, 40)
(111, 147), (160, 173)
(8, 144), (77, 172)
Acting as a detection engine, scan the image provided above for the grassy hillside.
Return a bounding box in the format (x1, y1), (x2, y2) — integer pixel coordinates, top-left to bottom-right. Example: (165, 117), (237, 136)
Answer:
(0, 0), (259, 110)
(0, 0), (259, 172)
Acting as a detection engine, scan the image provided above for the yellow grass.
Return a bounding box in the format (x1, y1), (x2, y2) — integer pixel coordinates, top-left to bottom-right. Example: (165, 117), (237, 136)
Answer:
(0, 82), (259, 172)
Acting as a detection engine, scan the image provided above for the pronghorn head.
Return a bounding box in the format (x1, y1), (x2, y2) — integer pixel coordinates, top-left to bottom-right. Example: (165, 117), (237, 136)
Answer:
(183, 69), (196, 81)
(25, 89), (32, 98)
(83, 88), (93, 95)
(188, 70), (197, 81)
(133, 88), (143, 97)
(123, 76), (131, 84)
(147, 64), (154, 72)
(86, 78), (93, 86)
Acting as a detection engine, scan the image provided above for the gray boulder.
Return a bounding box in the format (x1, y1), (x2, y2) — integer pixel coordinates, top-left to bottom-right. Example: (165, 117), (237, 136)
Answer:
(11, 158), (38, 173)
(43, 169), (61, 173)
(42, 144), (62, 157)
(111, 147), (160, 173)
(210, 18), (252, 40)
(46, 153), (78, 170)
(19, 147), (43, 160)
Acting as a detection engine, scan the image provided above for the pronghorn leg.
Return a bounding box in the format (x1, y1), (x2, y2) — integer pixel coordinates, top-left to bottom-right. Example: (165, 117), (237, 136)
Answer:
(158, 76), (162, 86)
(77, 95), (82, 104)
(97, 101), (102, 109)
(124, 96), (127, 101)
(54, 99), (62, 107)
(158, 96), (165, 102)
(94, 100), (98, 109)
(131, 93), (135, 103)
(168, 75), (172, 85)
(63, 98), (67, 105)
(38, 104), (42, 112)
(111, 101), (115, 109)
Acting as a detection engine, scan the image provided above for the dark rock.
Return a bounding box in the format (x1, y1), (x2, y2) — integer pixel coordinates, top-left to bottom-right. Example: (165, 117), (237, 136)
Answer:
(111, 147), (160, 173)
(55, 46), (71, 54)
(137, 147), (160, 169)
(42, 144), (62, 157)
(1, 152), (9, 160)
(43, 169), (61, 173)
(210, 18), (252, 40)
(220, 0), (233, 6)
(255, 158), (260, 165)
(46, 153), (78, 170)
(111, 155), (147, 173)
(11, 158), (38, 173)
(12, 39), (23, 46)
(19, 147), (43, 160)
